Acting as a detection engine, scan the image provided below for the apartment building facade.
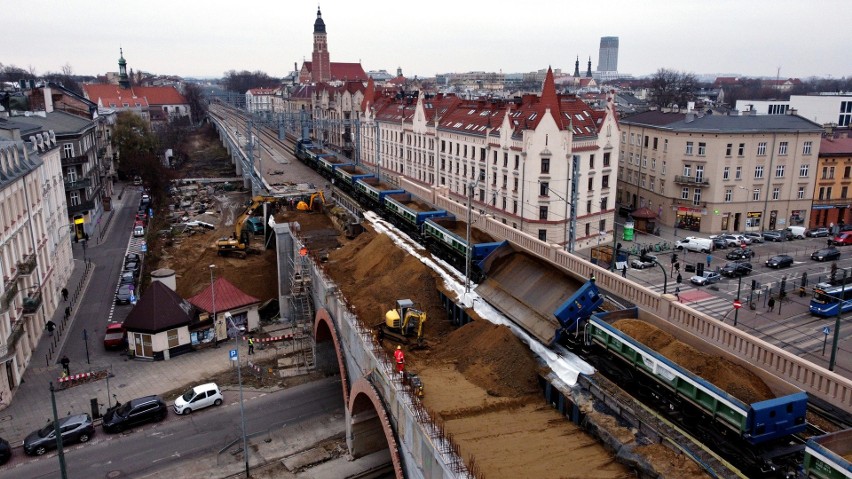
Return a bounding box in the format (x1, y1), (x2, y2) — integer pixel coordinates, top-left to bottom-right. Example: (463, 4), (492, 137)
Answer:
(0, 128), (73, 402)
(810, 135), (852, 228)
(618, 110), (823, 234)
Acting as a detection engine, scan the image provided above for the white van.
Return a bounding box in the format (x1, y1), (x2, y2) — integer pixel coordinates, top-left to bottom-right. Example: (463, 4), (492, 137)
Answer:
(675, 236), (713, 253)
(786, 226), (806, 239)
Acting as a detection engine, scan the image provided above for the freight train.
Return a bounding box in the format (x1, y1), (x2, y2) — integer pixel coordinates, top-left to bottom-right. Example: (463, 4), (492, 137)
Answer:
(294, 139), (507, 282)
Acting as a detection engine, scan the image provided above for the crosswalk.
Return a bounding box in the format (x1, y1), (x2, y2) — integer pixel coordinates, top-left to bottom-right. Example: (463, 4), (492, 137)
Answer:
(639, 279), (840, 359)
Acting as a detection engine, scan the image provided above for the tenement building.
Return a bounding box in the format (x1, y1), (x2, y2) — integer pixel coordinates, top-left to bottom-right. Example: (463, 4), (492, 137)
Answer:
(618, 110), (823, 234)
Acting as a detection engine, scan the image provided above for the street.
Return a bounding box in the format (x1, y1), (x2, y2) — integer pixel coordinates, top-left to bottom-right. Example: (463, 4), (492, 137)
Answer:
(0, 377), (344, 479)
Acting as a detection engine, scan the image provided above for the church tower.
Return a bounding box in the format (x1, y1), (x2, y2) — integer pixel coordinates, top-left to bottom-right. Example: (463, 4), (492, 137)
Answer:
(118, 48), (130, 89)
(573, 56), (580, 78)
(586, 57), (593, 78)
(311, 7), (331, 83)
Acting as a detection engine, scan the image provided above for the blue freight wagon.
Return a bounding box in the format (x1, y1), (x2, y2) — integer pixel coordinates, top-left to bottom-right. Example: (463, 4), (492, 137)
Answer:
(354, 177), (405, 207)
(383, 193), (446, 236)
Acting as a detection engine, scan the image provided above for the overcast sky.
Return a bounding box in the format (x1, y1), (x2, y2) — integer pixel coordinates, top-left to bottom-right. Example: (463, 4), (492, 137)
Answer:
(5, 0), (849, 80)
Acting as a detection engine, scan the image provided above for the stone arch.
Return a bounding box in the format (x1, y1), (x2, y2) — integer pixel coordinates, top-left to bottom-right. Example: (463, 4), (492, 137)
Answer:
(313, 307), (350, 405)
(348, 377), (404, 478)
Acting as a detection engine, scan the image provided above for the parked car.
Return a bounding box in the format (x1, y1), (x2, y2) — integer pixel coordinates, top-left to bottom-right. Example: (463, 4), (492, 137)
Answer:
(630, 257), (655, 269)
(141, 193), (150, 205)
(807, 227), (831, 238)
(741, 232), (764, 243)
(711, 237), (728, 250)
(24, 414), (94, 456)
(119, 271), (136, 286)
(103, 322), (127, 349)
(831, 232), (852, 246)
(841, 224), (852, 232)
(125, 252), (140, 265)
(786, 226), (807, 239)
(811, 247), (841, 262)
(726, 248), (755, 260)
(124, 261), (140, 277)
(115, 284), (135, 305)
(133, 225), (145, 238)
(173, 383), (223, 415)
(690, 271), (722, 286)
(675, 237), (714, 253)
(0, 437), (10, 465)
(762, 231), (784, 242)
(765, 254), (794, 269)
(720, 261), (753, 277)
(102, 395), (168, 433)
(710, 234), (740, 247)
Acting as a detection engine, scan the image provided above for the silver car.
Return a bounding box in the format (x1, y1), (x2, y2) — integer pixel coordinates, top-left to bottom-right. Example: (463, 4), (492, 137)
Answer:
(690, 271), (722, 286)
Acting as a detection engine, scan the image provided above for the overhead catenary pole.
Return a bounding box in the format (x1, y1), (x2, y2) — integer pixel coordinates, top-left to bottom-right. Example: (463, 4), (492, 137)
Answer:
(829, 269), (846, 370)
(49, 382), (68, 479)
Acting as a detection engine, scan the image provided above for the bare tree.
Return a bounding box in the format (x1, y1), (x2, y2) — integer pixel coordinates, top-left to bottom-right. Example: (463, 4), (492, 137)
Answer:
(182, 82), (207, 124)
(649, 68), (698, 108)
(222, 70), (279, 93)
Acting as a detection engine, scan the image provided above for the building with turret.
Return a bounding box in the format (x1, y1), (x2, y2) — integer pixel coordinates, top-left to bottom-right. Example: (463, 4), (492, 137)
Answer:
(298, 8), (367, 84)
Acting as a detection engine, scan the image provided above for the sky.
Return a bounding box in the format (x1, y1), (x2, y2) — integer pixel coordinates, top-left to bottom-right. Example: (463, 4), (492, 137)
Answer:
(5, 0), (850, 81)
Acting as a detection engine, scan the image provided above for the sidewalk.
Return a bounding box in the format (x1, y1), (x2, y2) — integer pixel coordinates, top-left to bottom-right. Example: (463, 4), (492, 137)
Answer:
(0, 188), (283, 446)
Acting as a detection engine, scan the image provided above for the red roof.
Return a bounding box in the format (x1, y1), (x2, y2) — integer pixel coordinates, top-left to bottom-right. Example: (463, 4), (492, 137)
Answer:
(188, 277), (260, 313)
(820, 136), (852, 156)
(83, 83), (188, 107)
(247, 88), (277, 95)
(302, 61), (368, 82)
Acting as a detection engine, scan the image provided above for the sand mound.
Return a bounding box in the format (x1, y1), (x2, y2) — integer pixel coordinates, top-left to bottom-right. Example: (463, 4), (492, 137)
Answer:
(614, 319), (773, 404)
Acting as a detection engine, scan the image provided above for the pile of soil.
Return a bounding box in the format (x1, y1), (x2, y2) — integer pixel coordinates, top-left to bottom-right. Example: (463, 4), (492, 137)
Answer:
(634, 444), (708, 478)
(613, 319), (774, 404)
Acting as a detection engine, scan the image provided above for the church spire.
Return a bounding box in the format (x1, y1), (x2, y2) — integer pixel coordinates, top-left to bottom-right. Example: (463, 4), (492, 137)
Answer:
(573, 56), (580, 78)
(586, 57), (593, 78)
(540, 66), (558, 114)
(118, 48), (130, 89)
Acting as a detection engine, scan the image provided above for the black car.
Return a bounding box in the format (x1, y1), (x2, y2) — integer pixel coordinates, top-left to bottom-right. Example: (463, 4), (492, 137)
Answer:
(762, 231), (784, 242)
(720, 261), (753, 277)
(726, 248), (755, 260)
(766, 254), (794, 269)
(102, 395), (168, 433)
(125, 252), (140, 264)
(711, 237), (728, 250)
(811, 247), (841, 262)
(124, 261), (140, 277)
(119, 271), (136, 286)
(115, 284), (135, 304)
(0, 437), (10, 465)
(24, 414), (94, 456)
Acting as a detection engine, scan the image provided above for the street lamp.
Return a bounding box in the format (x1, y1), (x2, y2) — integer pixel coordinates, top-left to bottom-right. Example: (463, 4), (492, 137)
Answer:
(225, 312), (250, 477)
(49, 382), (68, 479)
(209, 265), (218, 348)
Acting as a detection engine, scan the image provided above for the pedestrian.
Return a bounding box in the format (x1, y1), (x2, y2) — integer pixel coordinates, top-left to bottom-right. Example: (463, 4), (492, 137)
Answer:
(675, 286), (681, 302)
(61, 287), (68, 302)
(60, 355), (70, 376)
(46, 320), (56, 336)
(394, 345), (405, 374)
(706, 254), (712, 268)
(828, 238), (833, 247)
(64, 306), (71, 321)
(676, 272), (683, 284)
(248, 337), (254, 355)
(621, 264), (627, 278)
(768, 297), (776, 312)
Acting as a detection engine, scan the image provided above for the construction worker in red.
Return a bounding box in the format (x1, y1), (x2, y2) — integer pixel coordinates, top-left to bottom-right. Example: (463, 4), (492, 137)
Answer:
(394, 345), (405, 374)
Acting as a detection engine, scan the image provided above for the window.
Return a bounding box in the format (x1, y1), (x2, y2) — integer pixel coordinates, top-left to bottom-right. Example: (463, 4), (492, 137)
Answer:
(681, 187), (689, 200)
(621, 132), (626, 144)
(644, 136), (649, 148)
(695, 165), (704, 181)
(822, 166), (835, 179)
(586, 199), (593, 214)
(503, 153), (508, 168)
(168, 329), (179, 348)
(754, 165), (764, 179)
(725, 143), (732, 156)
(603, 152), (611, 167)
(661, 161), (666, 175)
(642, 156), (648, 168)
(63, 144), (74, 159)
(650, 177), (655, 190)
(588, 177), (594, 191)
(630, 133), (635, 145)
(601, 197), (608, 210)
(692, 188), (701, 206)
(541, 158), (550, 173)
(538, 229), (547, 241)
(725, 189), (733, 202)
(776, 165), (785, 178)
(599, 218), (606, 233)
(757, 142), (767, 155)
(683, 164), (691, 177)
(846, 166), (851, 179)
(798, 186), (805, 199)
(772, 187), (780, 200)
(819, 186), (833, 200)
(513, 200), (518, 214)
(779, 141), (788, 155)
(539, 206), (548, 220)
(540, 181), (549, 196)
(738, 143), (745, 156)
(843, 186), (849, 199)
(685, 141), (694, 155)
(800, 164), (809, 177)
(589, 154), (595, 169)
(723, 166), (730, 180)
(651, 158), (656, 170)
(698, 142), (706, 156)
(803, 141), (812, 155)
(514, 155), (519, 169)
(653, 137), (658, 150)
(602, 174), (610, 188)
(513, 178), (518, 191)
(664, 139), (668, 152)
(69, 190), (81, 206)
(752, 188), (761, 201)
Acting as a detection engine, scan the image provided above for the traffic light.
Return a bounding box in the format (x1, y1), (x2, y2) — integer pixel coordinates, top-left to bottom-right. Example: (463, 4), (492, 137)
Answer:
(671, 254), (678, 265)
(696, 262), (704, 276)
(780, 276), (787, 299)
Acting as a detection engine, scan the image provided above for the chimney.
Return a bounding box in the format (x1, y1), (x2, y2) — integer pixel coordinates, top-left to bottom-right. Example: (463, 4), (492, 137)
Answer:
(788, 108), (798, 116)
(43, 87), (54, 113)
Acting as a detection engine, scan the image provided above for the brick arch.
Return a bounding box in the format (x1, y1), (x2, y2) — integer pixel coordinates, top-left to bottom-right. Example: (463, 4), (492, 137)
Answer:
(348, 377), (404, 479)
(313, 307), (350, 405)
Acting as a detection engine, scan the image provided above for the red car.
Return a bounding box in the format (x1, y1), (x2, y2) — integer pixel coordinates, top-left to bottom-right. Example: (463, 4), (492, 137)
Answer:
(103, 322), (126, 349)
(831, 232), (852, 246)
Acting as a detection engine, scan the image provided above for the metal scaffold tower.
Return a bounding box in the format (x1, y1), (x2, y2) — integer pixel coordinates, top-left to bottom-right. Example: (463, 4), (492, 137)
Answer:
(288, 245), (315, 371)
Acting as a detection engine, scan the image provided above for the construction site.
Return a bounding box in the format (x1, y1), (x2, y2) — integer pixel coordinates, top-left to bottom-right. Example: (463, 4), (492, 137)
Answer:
(148, 123), (813, 478)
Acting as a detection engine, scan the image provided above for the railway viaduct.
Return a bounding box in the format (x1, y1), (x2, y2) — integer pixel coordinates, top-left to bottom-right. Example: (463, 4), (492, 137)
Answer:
(209, 108), (852, 479)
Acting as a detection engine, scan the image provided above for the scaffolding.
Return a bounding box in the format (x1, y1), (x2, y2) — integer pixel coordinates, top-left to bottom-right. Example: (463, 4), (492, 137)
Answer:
(288, 242), (316, 371)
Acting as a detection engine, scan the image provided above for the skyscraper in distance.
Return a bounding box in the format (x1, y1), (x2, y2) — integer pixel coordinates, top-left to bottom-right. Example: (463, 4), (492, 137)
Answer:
(597, 36), (619, 72)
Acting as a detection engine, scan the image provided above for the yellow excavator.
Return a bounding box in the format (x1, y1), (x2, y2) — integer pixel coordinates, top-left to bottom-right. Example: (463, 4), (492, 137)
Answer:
(216, 195), (281, 257)
(376, 299), (426, 346)
(296, 191), (326, 211)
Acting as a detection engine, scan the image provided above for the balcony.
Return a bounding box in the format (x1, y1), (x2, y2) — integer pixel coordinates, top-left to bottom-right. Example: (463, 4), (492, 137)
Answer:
(64, 177), (92, 190)
(61, 154), (90, 167)
(67, 198), (96, 215)
(22, 291), (42, 315)
(1, 282), (19, 312)
(674, 175), (710, 187)
(17, 254), (37, 276)
(812, 198), (852, 207)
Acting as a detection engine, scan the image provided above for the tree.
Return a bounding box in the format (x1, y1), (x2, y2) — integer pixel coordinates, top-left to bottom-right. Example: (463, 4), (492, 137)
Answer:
(648, 68), (698, 108)
(182, 82), (207, 124)
(222, 70), (279, 93)
(0, 63), (36, 83)
(112, 112), (159, 178)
